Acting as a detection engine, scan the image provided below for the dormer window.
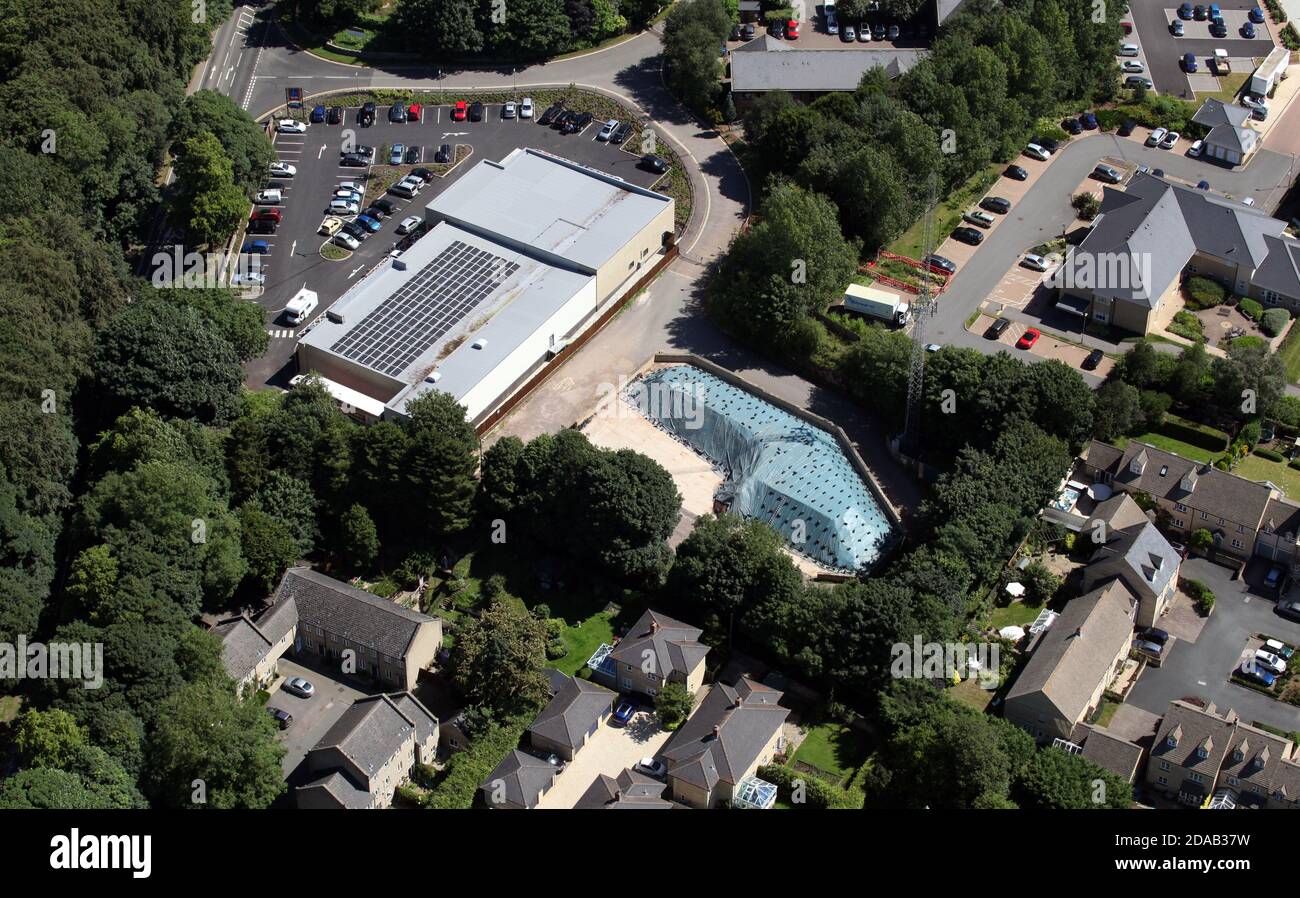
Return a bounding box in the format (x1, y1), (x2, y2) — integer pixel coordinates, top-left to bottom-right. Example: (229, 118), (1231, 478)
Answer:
(1130, 450), (1148, 476)
(1166, 734), (1178, 748)
(1197, 746), (1209, 760)
(1233, 748), (1245, 763)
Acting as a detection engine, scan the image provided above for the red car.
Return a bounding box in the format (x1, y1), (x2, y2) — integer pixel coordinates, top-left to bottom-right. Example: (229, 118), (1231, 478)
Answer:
(787, 19), (799, 38)
(251, 208), (282, 223)
(452, 100), (467, 121)
(1016, 327), (1041, 350)
(407, 102), (423, 122)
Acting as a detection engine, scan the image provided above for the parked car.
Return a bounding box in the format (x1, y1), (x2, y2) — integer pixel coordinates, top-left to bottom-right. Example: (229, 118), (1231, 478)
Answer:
(1210, 20), (1227, 37)
(389, 143), (405, 165)
(230, 270), (265, 287)
(887, 23), (900, 39)
(360, 102), (376, 126)
(435, 144), (452, 163)
(787, 19), (799, 38)
(247, 218), (277, 235)
(397, 215), (423, 235)
(872, 23), (886, 40)
(640, 155), (669, 174)
(1265, 565), (1286, 590)
(1082, 348), (1104, 370)
(1256, 649), (1288, 674)
(1178, 2), (1193, 19)
(410, 167), (434, 183)
(268, 708), (294, 730)
(613, 701), (635, 724)
(1250, 5), (1265, 22)
(503, 101), (517, 120)
(1016, 328), (1041, 349)
(741, 22), (756, 40)
(841, 24), (856, 41)
(1243, 21), (1256, 38)
(333, 188), (362, 204)
(341, 220), (367, 241)
(537, 103), (561, 125)
(252, 207), (282, 223)
(1021, 253), (1050, 271)
(1141, 627), (1171, 646)
(389, 102), (407, 123)
(1080, 111), (1099, 129)
(334, 232), (360, 251)
(319, 216), (343, 236)
(634, 757), (666, 777)
(1118, 118), (1137, 137)
(857, 22), (871, 41)
(1119, 42), (1140, 56)
(356, 214), (382, 233)
(255, 189), (282, 204)
(611, 122), (632, 144)
(1188, 139), (1204, 157)
(1242, 93), (1268, 112)
(1135, 639), (1164, 656)
(406, 102), (422, 122)
(340, 153), (369, 168)
(964, 209), (996, 228)
(1121, 60), (1144, 73)
(985, 317), (1012, 339)
(952, 226), (984, 245)
(1063, 118), (1083, 135)
(1093, 164), (1123, 184)
(1183, 52), (1198, 73)
(241, 239), (270, 256)
(1145, 127), (1168, 147)
(405, 145), (421, 164)
(310, 104), (326, 123)
(1005, 164), (1028, 181)
(276, 118), (307, 134)
(283, 677), (315, 698)
(452, 100), (468, 121)
(1265, 638), (1295, 659)
(1238, 662), (1277, 687)
(1277, 598), (1300, 622)
(597, 119), (619, 141)
(1193, 4), (1207, 19)
(327, 106), (343, 124)
(520, 97), (534, 118)
(981, 196), (1011, 214)
(328, 199), (359, 215)
(566, 112), (594, 133)
(268, 161), (296, 177)
(1125, 75), (1154, 90)
(1171, 19), (1184, 35)
(1024, 143), (1050, 161)
(362, 205), (387, 220)
(923, 254), (956, 274)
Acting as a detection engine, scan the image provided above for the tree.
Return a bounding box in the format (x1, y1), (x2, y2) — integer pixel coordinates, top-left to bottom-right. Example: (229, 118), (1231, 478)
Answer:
(237, 506), (298, 590)
(1189, 528), (1214, 556)
(94, 299), (243, 425)
(338, 503), (380, 571)
(1209, 340), (1285, 426)
(171, 130), (248, 246)
(402, 391), (479, 537)
(145, 681), (285, 808)
(662, 0), (731, 114)
(655, 681), (695, 729)
(1016, 747), (1132, 809)
(1092, 380), (1142, 440)
(394, 0), (484, 56)
(151, 286), (269, 360)
(450, 599), (550, 716)
(168, 90), (274, 194)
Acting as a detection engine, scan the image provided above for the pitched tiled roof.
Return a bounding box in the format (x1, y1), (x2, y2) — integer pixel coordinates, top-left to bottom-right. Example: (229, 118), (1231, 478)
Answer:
(1193, 99), (1255, 154)
(661, 678), (788, 790)
(1005, 581), (1136, 725)
(1084, 440), (1275, 530)
(1151, 701), (1238, 776)
(273, 567), (435, 658)
(1074, 723), (1144, 783)
(312, 694), (423, 779)
(1087, 521), (1180, 601)
(527, 675), (615, 752)
(574, 769), (673, 809)
(609, 609), (709, 681)
(297, 770), (371, 809)
(481, 750), (557, 809)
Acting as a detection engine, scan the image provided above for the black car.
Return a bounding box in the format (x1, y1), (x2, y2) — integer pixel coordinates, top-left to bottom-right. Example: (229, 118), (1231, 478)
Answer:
(922, 253), (956, 274)
(986, 317), (1012, 339)
(1063, 118), (1083, 135)
(405, 145), (421, 164)
(435, 143), (452, 163)
(1210, 21), (1227, 36)
(1082, 348), (1105, 370)
(326, 106), (343, 124)
(1117, 118), (1136, 137)
(363, 205), (387, 220)
(552, 110), (575, 130)
(1005, 165), (1028, 181)
(980, 196), (1011, 214)
(247, 218), (277, 234)
(640, 154), (669, 174)
(341, 221), (367, 240)
(1140, 627), (1170, 646)
(1193, 3), (1207, 18)
(741, 22), (756, 40)
(371, 197), (397, 215)
(360, 101), (376, 126)
(730, 23), (742, 40)
(470, 100), (486, 122)
(538, 104), (562, 125)
(389, 102), (407, 123)
(564, 112), (594, 134)
(1036, 136), (1060, 153)
(410, 167), (434, 183)
(952, 226), (984, 245)
(611, 122), (632, 144)
(1277, 599), (1300, 623)
(341, 153), (368, 167)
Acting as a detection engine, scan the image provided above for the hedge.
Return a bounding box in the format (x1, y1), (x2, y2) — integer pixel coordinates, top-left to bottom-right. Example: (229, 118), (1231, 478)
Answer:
(1168, 310), (1205, 342)
(1261, 307), (1291, 337)
(1240, 297), (1265, 321)
(1285, 23), (1300, 51)
(1182, 578), (1216, 616)
(1184, 276), (1227, 310)
(1256, 447), (1286, 462)
(1267, 0), (1287, 22)
(421, 716), (532, 809)
(758, 763), (865, 809)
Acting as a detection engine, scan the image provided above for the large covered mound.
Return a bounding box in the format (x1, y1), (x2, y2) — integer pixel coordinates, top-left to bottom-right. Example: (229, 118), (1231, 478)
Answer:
(632, 365), (893, 571)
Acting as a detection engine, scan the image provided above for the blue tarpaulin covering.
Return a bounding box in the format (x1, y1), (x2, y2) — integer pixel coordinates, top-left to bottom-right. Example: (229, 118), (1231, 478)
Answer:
(630, 365), (893, 572)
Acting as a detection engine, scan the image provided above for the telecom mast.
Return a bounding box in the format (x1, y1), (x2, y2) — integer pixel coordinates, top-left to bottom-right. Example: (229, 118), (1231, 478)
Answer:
(901, 173), (939, 460)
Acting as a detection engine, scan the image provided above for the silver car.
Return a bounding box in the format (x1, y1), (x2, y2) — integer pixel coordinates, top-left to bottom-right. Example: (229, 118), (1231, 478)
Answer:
(283, 677), (315, 698)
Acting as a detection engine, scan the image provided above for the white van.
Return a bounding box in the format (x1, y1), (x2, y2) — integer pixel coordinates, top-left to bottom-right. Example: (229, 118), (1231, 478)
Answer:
(284, 288), (318, 326)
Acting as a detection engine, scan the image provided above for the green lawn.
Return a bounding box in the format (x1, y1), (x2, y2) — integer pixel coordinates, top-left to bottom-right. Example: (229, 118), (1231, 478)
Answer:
(990, 599), (1046, 631)
(552, 611), (616, 676)
(949, 677), (995, 713)
(1116, 415), (1228, 464)
(1094, 696), (1121, 727)
(0, 695), (20, 724)
(1279, 322), (1300, 383)
(1235, 454), (1300, 500)
(888, 163), (1002, 260)
(791, 721), (870, 784)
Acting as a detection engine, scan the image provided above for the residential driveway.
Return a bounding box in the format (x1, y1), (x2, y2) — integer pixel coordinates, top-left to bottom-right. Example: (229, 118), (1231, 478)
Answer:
(1126, 557), (1300, 731)
(535, 707), (671, 808)
(267, 657), (367, 781)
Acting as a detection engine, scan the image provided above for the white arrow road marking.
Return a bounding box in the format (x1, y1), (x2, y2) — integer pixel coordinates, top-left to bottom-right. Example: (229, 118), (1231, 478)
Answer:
(290, 240), (297, 256)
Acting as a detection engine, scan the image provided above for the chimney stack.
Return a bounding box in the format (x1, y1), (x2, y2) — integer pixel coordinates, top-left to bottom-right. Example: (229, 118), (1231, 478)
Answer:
(650, 620), (660, 633)
(711, 725), (721, 740)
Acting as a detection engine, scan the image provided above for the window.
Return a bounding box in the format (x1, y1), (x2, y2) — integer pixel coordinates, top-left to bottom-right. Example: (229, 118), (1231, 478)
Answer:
(1157, 775), (1168, 786)
(1175, 503), (1188, 513)
(1201, 511), (1210, 520)
(1191, 771), (1205, 783)
(1237, 524), (1245, 533)
(1159, 760), (1170, 771)
(1228, 776), (1239, 786)
(621, 678), (632, 689)
(1233, 539), (1244, 549)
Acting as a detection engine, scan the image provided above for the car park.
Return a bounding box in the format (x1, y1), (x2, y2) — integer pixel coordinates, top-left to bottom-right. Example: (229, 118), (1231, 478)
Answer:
(1021, 253), (1050, 271)
(1183, 52), (1198, 73)
(952, 226), (984, 245)
(1024, 143), (1050, 161)
(964, 209), (996, 228)
(255, 189), (282, 204)
(333, 231), (359, 251)
(613, 701), (635, 724)
(1005, 164), (1028, 180)
(981, 196), (1011, 214)
(1160, 131), (1180, 150)
(1093, 164), (1122, 184)
(268, 708), (294, 730)
(986, 317), (1012, 339)
(319, 216), (343, 236)
(1083, 348), (1105, 370)
(1145, 127), (1168, 147)
(1255, 649), (1287, 674)
(276, 118), (307, 133)
(397, 215), (422, 235)
(389, 102), (407, 123)
(310, 105), (326, 123)
(283, 677), (315, 698)
(520, 97), (534, 118)
(268, 161), (296, 177)
(327, 106), (343, 124)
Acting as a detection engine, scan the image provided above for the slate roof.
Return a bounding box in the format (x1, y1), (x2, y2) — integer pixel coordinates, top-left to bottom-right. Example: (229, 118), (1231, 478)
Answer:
(1151, 700), (1238, 777)
(1193, 99), (1255, 154)
(1087, 521), (1180, 602)
(297, 770), (372, 809)
(527, 675), (615, 752)
(661, 678), (788, 791)
(1073, 723), (1145, 783)
(213, 595), (298, 681)
(311, 693), (436, 779)
(1262, 497), (1300, 537)
(1085, 493), (1150, 533)
(272, 567), (436, 659)
(730, 37), (925, 93)
(1084, 440), (1275, 531)
(609, 609), (710, 681)
(481, 750), (557, 809)
(574, 768), (674, 809)
(1005, 581), (1136, 726)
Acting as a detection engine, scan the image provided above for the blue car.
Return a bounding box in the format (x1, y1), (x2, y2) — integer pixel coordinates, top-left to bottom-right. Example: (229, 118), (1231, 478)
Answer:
(1080, 111), (1098, 130)
(1209, 3), (1220, 18)
(389, 143), (405, 165)
(310, 104), (326, 123)
(1239, 663), (1277, 688)
(241, 239), (270, 254)
(1250, 6), (1265, 23)
(356, 214), (381, 233)
(613, 701), (635, 724)
(1183, 52), (1198, 73)
(1178, 1), (1193, 17)
(1243, 21), (1256, 37)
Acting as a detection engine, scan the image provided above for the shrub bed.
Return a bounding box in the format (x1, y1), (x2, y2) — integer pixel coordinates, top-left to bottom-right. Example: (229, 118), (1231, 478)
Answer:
(1261, 307), (1291, 337)
(758, 763), (865, 809)
(1184, 276), (1227, 310)
(1168, 310), (1205, 342)
(1239, 297), (1264, 321)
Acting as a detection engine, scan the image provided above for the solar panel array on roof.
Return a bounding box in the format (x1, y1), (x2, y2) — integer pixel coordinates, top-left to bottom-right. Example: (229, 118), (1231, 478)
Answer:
(329, 240), (520, 376)
(631, 365), (893, 572)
